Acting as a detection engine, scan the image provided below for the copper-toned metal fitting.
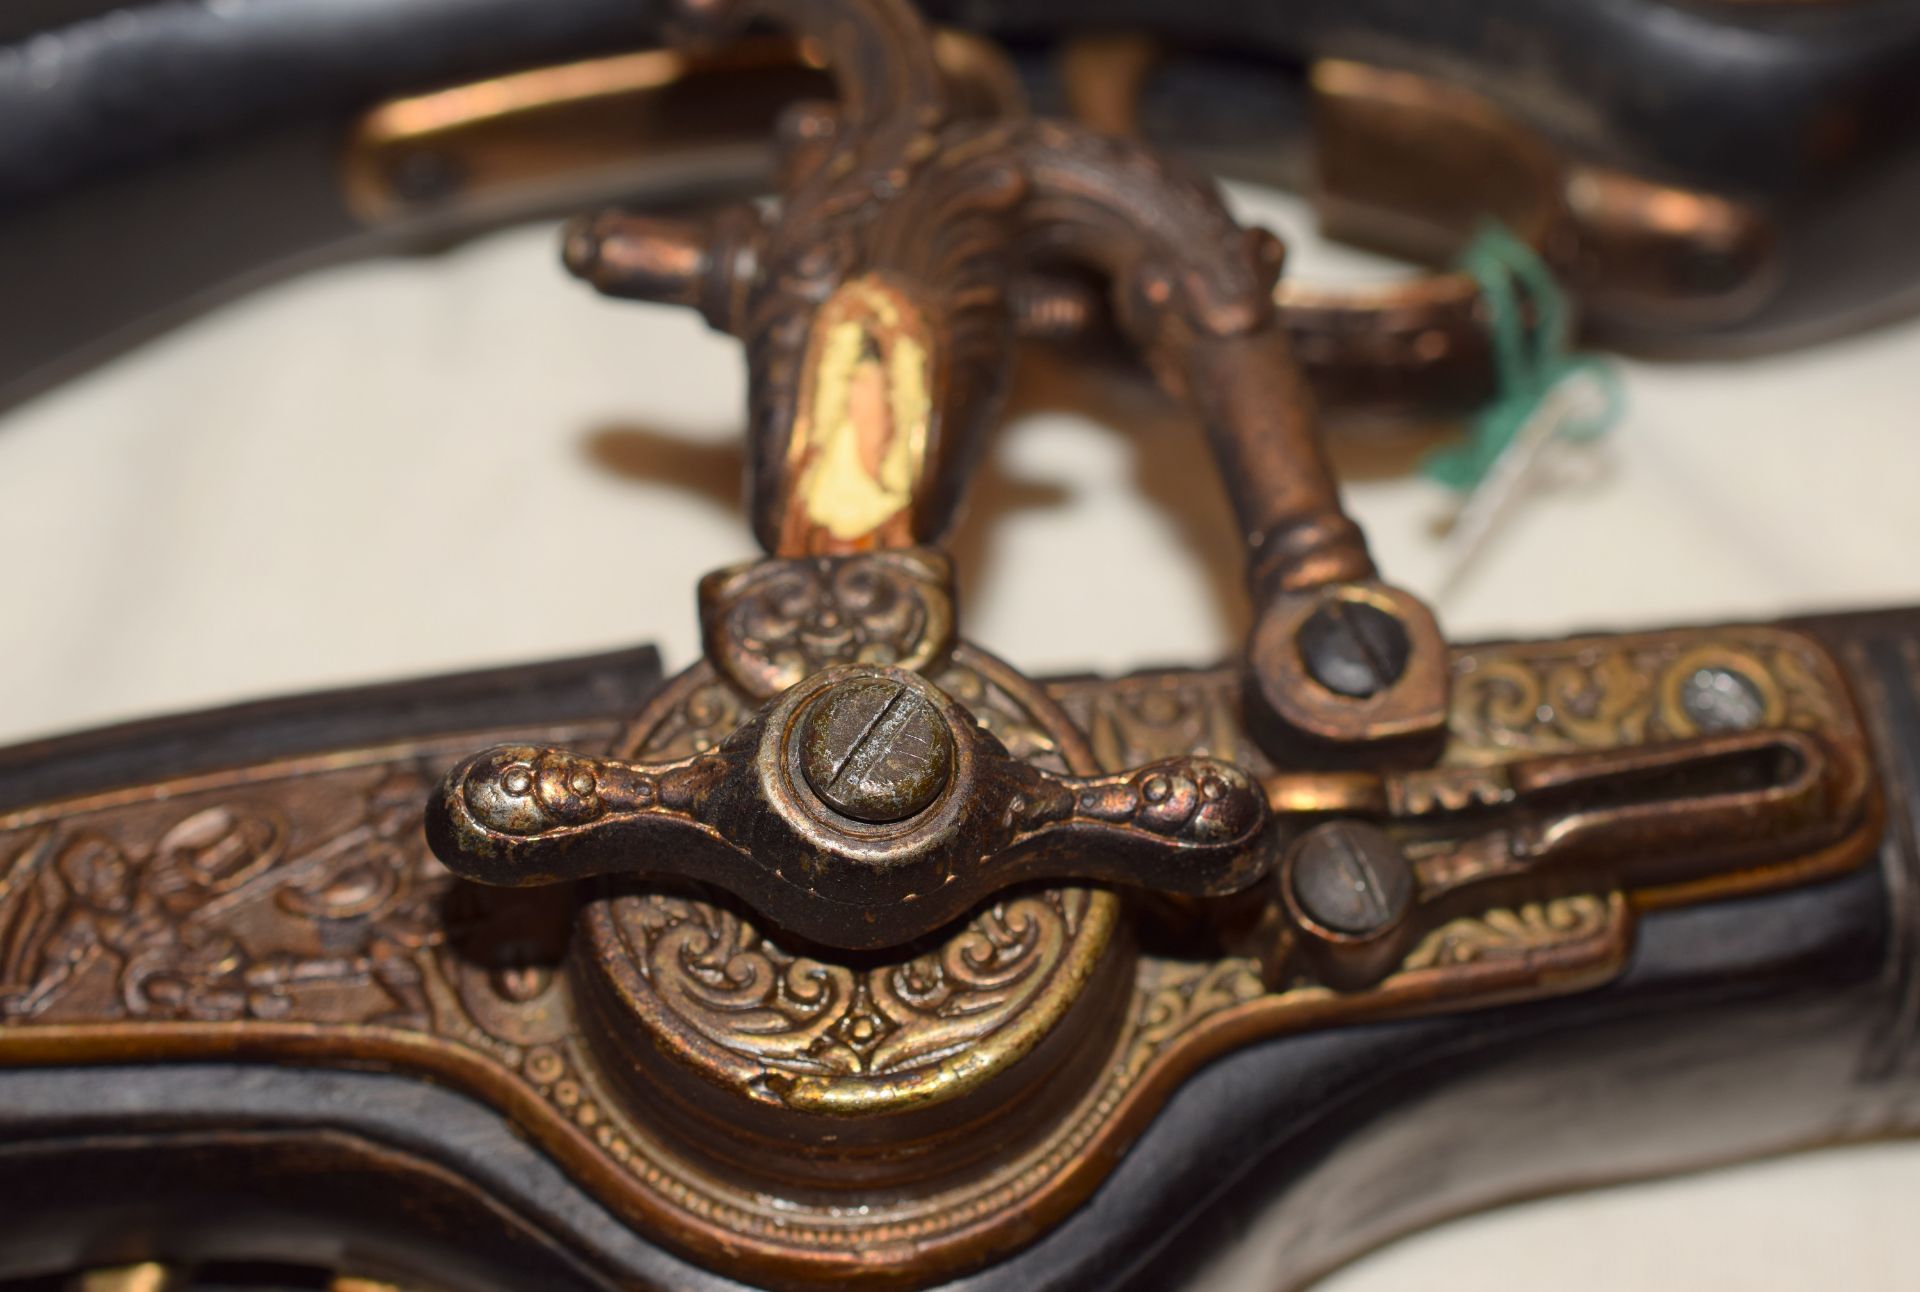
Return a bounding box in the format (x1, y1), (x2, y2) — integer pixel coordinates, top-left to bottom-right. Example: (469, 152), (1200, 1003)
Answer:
(0, 608), (1879, 1288)
(1245, 581), (1451, 768)
(338, 10), (1781, 430)
(385, 0), (1875, 1281)
(0, 2), (1894, 1288)
(428, 654), (1271, 950)
(555, 0), (1450, 763)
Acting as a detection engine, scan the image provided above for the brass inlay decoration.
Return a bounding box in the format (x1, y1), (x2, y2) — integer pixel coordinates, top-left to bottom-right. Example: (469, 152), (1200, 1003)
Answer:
(0, 624), (1874, 1287)
(1401, 897), (1615, 971)
(593, 886), (1097, 1092)
(1449, 634), (1809, 758)
(581, 644), (1122, 1146)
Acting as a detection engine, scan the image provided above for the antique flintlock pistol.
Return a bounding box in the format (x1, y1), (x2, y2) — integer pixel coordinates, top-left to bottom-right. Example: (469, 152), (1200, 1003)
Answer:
(8, 0), (1920, 416)
(0, 1), (1916, 1290)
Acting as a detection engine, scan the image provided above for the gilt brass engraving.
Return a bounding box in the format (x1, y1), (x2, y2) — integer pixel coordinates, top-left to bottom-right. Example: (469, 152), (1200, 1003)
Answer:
(6, 0), (1891, 1281)
(1442, 626), (1873, 908)
(698, 548), (957, 701)
(1401, 896), (1615, 971)
(1446, 630), (1833, 758)
(582, 644), (1124, 1146)
(596, 886), (1093, 1086)
(0, 626), (1875, 1287)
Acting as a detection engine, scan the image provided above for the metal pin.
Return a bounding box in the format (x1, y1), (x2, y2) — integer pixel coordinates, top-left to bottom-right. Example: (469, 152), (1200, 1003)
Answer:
(1433, 368), (1613, 606)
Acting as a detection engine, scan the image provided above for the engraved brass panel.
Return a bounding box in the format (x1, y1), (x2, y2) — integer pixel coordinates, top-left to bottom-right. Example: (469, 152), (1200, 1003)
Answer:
(0, 624), (1875, 1287)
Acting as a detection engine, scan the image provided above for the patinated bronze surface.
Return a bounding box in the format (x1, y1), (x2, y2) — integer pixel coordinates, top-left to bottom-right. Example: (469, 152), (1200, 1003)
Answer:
(2, 0), (1917, 1289)
(0, 619), (1882, 1287)
(430, 557), (1268, 950)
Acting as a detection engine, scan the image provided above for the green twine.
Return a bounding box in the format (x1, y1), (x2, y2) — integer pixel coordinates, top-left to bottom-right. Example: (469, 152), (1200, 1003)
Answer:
(1420, 222), (1623, 493)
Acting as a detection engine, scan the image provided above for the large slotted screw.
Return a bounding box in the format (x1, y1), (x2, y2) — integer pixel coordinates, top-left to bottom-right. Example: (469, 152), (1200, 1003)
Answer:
(1286, 821), (1413, 936)
(1281, 819), (1420, 990)
(1296, 601), (1411, 699)
(799, 676), (955, 823)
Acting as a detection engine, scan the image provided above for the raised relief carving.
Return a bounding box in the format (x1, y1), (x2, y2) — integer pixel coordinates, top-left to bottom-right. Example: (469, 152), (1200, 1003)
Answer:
(699, 548), (956, 700)
(0, 626), (1865, 1286)
(0, 769), (440, 1027)
(1054, 670), (1252, 772)
(589, 639), (1117, 1126)
(1447, 628), (1847, 761)
(1401, 896), (1615, 970)
(1134, 957), (1267, 1051)
(1054, 627), (1856, 777)
(937, 656), (1063, 768)
(603, 886), (1086, 1080)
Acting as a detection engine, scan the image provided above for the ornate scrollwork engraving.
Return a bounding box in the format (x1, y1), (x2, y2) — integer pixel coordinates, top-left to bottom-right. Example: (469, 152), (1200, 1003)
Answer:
(1058, 669), (1254, 771)
(1401, 896), (1615, 970)
(1133, 957), (1267, 1051)
(0, 624), (1870, 1287)
(604, 886), (1083, 1079)
(699, 548), (957, 700)
(0, 769), (439, 1027)
(1446, 628), (1846, 762)
(1053, 627), (1859, 781)
(588, 638), (1118, 1128)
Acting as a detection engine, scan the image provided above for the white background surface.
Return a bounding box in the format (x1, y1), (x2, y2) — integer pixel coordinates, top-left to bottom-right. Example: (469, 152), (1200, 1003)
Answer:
(4, 182), (1920, 1287)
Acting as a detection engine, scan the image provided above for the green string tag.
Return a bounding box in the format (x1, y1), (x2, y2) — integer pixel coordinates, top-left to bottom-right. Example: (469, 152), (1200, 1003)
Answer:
(1421, 223), (1622, 493)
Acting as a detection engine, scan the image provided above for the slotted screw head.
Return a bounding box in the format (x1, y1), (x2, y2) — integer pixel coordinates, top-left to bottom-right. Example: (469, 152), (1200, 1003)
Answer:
(799, 676), (955, 823)
(1288, 821), (1414, 936)
(1296, 600), (1412, 699)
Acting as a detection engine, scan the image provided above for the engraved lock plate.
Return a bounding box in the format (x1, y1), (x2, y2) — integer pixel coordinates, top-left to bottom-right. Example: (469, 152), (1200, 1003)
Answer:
(0, 622), (1874, 1288)
(571, 646), (1129, 1191)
